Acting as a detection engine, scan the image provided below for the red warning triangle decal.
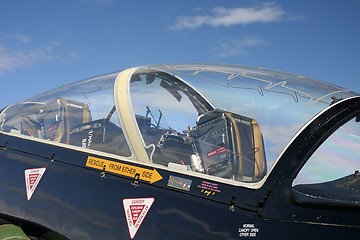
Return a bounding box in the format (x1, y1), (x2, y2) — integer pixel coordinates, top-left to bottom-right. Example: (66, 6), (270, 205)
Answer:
(123, 198), (154, 239)
(24, 168), (46, 200)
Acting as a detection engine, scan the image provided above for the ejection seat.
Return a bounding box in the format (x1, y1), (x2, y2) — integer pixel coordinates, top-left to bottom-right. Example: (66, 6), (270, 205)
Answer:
(190, 109), (267, 182)
(156, 109), (266, 182)
(20, 98), (92, 143)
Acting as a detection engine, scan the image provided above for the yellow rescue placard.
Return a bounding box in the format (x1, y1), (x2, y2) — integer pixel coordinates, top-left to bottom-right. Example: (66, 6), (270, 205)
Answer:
(86, 156), (163, 184)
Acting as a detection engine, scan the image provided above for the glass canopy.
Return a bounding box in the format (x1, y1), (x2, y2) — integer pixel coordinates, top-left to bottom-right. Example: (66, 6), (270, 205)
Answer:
(0, 64), (358, 184)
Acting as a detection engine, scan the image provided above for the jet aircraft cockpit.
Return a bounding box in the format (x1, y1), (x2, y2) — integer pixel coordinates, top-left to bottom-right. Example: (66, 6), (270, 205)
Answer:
(0, 64), (359, 186)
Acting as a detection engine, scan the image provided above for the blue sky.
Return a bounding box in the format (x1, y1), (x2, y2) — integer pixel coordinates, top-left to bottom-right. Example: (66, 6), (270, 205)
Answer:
(1, 0), (360, 107)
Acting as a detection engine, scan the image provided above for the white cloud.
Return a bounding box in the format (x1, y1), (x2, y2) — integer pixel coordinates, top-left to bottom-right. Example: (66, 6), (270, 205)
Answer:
(210, 37), (266, 58)
(6, 33), (33, 43)
(0, 43), (49, 74)
(172, 3), (284, 30)
(45, 41), (62, 54)
(0, 34), (78, 74)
